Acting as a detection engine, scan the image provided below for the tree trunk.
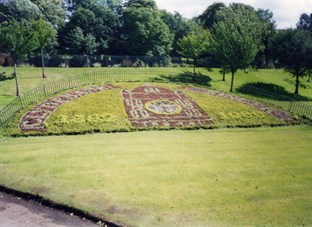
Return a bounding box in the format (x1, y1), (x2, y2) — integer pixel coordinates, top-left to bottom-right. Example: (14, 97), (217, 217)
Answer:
(192, 58), (196, 82)
(41, 48), (46, 78)
(86, 55), (90, 68)
(13, 60), (20, 96)
(230, 70), (235, 92)
(295, 73), (299, 95)
(222, 67), (226, 81)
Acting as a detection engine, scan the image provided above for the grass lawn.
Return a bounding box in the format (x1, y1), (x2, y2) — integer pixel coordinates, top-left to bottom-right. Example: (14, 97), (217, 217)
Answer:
(0, 126), (311, 226)
(1, 67), (311, 109)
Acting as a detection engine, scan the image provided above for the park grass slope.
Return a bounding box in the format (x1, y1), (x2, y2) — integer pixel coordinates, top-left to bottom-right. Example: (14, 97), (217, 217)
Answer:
(0, 126), (311, 226)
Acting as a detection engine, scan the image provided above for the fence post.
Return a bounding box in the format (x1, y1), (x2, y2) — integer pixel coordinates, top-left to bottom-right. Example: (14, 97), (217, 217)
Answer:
(288, 101), (294, 112)
(18, 96), (24, 109)
(68, 77), (71, 88)
(43, 84), (47, 98)
(0, 113), (4, 126)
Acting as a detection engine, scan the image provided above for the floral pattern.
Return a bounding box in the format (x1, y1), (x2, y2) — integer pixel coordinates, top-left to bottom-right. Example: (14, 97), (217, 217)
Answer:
(19, 83), (297, 133)
(19, 84), (117, 132)
(185, 87), (297, 123)
(121, 85), (212, 128)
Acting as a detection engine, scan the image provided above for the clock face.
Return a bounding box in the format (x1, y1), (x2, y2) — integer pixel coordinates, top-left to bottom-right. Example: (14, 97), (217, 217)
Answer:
(122, 85), (212, 128)
(144, 100), (182, 115)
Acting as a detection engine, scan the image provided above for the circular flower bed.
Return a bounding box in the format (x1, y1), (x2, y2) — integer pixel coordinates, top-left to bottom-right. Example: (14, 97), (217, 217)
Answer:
(144, 100), (182, 115)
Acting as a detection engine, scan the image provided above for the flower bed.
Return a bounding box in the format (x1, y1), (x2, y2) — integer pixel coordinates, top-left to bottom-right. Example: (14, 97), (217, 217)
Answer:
(186, 87), (297, 124)
(16, 83), (297, 135)
(19, 84), (117, 132)
(121, 85), (212, 128)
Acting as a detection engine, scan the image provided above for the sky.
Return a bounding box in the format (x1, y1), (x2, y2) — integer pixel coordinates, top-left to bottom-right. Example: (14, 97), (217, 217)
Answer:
(155, 0), (312, 29)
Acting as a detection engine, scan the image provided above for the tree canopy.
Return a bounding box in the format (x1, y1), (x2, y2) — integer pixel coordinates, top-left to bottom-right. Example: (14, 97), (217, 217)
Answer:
(178, 29), (210, 77)
(0, 0), (310, 77)
(297, 13), (312, 32)
(271, 29), (312, 94)
(197, 2), (225, 29)
(210, 4), (260, 92)
(122, 7), (173, 58)
(0, 19), (39, 95)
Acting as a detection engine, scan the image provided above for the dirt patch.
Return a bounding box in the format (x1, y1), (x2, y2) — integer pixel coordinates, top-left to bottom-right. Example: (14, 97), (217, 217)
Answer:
(0, 185), (119, 227)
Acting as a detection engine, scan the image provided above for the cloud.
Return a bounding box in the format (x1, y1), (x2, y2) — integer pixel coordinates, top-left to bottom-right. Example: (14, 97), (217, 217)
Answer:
(155, 0), (312, 28)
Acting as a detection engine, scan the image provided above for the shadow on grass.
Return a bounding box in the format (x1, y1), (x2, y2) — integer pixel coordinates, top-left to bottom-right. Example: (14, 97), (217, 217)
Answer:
(283, 78), (312, 89)
(237, 82), (312, 101)
(0, 72), (14, 82)
(151, 70), (212, 87)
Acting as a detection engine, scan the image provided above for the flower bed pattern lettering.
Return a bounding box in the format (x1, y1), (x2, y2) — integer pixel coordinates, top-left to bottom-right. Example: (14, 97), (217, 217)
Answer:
(186, 87), (297, 123)
(19, 84), (117, 132)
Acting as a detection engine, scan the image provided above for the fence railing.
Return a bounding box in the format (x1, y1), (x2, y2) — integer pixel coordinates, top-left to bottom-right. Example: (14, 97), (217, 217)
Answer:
(211, 80), (312, 120)
(0, 70), (311, 127)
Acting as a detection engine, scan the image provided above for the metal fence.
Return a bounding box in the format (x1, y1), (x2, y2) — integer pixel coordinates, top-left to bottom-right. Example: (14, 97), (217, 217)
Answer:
(211, 80), (312, 120)
(2, 54), (213, 68)
(0, 70), (311, 127)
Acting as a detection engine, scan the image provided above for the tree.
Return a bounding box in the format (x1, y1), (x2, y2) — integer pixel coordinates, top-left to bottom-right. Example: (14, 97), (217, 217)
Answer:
(0, 20), (38, 96)
(178, 29), (210, 80)
(122, 7), (173, 59)
(65, 27), (99, 66)
(84, 34), (99, 67)
(271, 29), (312, 94)
(254, 9), (276, 68)
(31, 18), (57, 78)
(0, 0), (65, 27)
(297, 13), (312, 32)
(58, 3), (119, 55)
(124, 0), (157, 9)
(210, 7), (259, 92)
(197, 2), (225, 29)
(160, 11), (198, 56)
(0, 0), (40, 22)
(30, 0), (66, 27)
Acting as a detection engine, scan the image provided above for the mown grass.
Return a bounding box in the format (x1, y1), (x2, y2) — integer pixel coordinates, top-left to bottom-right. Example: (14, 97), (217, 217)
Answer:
(0, 126), (311, 226)
(0, 67), (311, 226)
(1, 67), (311, 109)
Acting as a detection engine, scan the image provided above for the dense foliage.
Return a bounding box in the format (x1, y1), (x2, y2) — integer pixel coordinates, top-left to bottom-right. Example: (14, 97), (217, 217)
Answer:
(177, 28), (210, 77)
(271, 29), (312, 94)
(0, 0), (311, 93)
(209, 4), (260, 92)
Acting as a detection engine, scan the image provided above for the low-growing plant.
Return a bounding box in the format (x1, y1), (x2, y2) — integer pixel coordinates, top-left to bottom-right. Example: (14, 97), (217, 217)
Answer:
(4, 82), (295, 136)
(185, 91), (285, 127)
(46, 89), (131, 134)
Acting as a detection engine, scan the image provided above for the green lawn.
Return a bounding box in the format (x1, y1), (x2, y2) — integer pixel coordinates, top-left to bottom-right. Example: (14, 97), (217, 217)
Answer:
(0, 126), (311, 226)
(1, 67), (311, 109)
(0, 67), (311, 226)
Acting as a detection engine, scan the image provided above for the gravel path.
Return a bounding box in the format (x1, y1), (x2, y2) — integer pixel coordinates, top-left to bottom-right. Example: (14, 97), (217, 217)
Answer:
(0, 192), (98, 227)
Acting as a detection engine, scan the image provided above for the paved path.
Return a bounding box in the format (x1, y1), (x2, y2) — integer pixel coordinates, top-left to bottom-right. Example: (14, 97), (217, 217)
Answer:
(0, 192), (98, 227)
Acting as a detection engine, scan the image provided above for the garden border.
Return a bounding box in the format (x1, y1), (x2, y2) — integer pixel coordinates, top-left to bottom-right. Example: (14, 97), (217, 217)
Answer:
(0, 70), (311, 127)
